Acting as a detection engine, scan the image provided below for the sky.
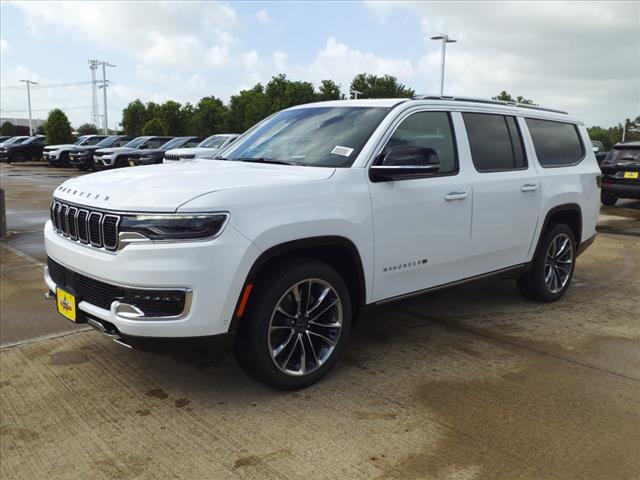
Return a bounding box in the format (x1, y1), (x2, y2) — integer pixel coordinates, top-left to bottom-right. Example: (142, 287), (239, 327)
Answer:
(1, 1), (638, 130)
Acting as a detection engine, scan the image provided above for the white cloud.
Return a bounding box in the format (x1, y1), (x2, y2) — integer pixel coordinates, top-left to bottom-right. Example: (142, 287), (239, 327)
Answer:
(0, 38), (10, 56)
(364, 1), (640, 126)
(12, 1), (237, 71)
(256, 9), (274, 24)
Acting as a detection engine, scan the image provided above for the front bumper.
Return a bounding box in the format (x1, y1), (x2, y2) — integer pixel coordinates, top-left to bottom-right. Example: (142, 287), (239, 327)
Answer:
(69, 153), (91, 166)
(44, 220), (261, 338)
(0, 151), (9, 162)
(44, 152), (60, 163)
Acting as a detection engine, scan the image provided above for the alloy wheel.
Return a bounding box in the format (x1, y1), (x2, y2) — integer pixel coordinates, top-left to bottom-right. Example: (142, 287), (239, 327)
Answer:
(268, 278), (343, 376)
(544, 233), (573, 294)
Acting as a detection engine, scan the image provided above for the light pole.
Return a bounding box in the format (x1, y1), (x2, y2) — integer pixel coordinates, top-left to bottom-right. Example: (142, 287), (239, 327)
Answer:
(98, 61), (115, 134)
(350, 89), (363, 99)
(430, 34), (457, 96)
(19, 79), (38, 136)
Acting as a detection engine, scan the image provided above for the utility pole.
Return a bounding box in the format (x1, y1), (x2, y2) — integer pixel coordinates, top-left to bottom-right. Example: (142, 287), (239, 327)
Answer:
(19, 79), (38, 136)
(350, 89), (362, 99)
(88, 59), (99, 126)
(98, 60), (115, 134)
(430, 34), (457, 96)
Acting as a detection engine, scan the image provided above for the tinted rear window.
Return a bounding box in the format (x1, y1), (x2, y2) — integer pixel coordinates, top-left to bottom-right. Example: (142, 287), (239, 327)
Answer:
(526, 118), (584, 167)
(463, 113), (527, 171)
(604, 147), (640, 162)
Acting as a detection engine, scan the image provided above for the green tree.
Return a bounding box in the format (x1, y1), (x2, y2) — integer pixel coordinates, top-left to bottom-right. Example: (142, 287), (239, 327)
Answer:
(1, 121), (14, 136)
(142, 117), (168, 136)
(316, 79), (342, 101)
(588, 115), (640, 150)
(227, 84), (269, 132)
(193, 96), (228, 137)
(35, 124), (46, 135)
(121, 99), (148, 136)
(156, 100), (186, 136)
(492, 90), (535, 105)
(349, 73), (414, 98)
(44, 109), (74, 144)
(76, 123), (99, 135)
(265, 74), (317, 113)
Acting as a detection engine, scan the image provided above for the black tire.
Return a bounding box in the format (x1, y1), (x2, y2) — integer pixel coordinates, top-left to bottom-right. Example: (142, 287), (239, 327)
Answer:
(601, 192), (617, 206)
(115, 157), (127, 168)
(517, 223), (576, 302)
(234, 257), (352, 390)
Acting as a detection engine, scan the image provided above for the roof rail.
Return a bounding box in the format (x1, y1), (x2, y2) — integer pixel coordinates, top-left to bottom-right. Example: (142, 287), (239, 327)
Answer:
(411, 94), (568, 115)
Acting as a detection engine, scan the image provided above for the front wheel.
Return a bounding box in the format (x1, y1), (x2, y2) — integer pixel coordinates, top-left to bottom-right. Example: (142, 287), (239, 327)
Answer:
(235, 258), (352, 390)
(517, 224), (576, 302)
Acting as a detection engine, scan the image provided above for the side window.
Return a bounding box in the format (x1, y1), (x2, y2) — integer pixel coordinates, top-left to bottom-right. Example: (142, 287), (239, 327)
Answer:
(463, 113), (527, 172)
(146, 139), (166, 149)
(381, 111), (457, 174)
(525, 118), (584, 167)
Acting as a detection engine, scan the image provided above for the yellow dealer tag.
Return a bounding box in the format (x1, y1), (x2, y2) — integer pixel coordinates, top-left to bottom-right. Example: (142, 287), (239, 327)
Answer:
(56, 288), (77, 322)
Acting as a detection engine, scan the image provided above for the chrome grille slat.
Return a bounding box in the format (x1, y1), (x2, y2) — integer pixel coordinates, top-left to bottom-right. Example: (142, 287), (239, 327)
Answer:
(51, 201), (120, 251)
(67, 207), (78, 239)
(88, 211), (103, 247)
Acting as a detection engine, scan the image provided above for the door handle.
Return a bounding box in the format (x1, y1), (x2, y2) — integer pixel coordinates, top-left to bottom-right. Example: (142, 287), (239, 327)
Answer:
(520, 183), (539, 192)
(444, 191), (468, 201)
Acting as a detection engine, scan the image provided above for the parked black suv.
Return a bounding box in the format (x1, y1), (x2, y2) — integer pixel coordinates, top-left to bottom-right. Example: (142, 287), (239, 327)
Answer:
(0, 136), (47, 163)
(69, 135), (134, 171)
(591, 140), (608, 166)
(128, 136), (203, 166)
(600, 141), (640, 205)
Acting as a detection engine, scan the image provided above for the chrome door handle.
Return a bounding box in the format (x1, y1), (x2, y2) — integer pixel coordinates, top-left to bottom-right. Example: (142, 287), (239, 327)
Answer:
(520, 183), (539, 192)
(444, 191), (468, 201)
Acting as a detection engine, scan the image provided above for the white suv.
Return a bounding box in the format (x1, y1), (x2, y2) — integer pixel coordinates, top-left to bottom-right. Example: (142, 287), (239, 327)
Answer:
(44, 96), (600, 389)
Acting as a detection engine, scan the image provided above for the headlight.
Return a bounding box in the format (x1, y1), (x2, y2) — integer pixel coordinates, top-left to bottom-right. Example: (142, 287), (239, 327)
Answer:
(119, 213), (229, 240)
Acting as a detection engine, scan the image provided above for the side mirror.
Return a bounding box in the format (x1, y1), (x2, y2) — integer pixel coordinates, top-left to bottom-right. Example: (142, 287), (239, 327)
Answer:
(592, 146), (600, 153)
(369, 146), (440, 182)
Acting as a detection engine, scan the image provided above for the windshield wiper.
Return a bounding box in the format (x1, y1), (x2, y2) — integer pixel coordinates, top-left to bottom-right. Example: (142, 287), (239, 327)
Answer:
(236, 157), (294, 166)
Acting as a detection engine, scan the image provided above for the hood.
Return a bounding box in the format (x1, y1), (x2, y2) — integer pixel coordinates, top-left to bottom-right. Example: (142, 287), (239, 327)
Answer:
(95, 147), (134, 155)
(165, 147), (206, 156)
(44, 144), (76, 151)
(52, 160), (335, 212)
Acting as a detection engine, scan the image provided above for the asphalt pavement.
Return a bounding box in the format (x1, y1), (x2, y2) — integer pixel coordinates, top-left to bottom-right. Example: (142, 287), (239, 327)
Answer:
(1, 161), (639, 480)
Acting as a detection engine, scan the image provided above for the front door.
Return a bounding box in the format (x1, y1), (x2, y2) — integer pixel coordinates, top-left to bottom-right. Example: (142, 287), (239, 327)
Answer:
(368, 110), (473, 302)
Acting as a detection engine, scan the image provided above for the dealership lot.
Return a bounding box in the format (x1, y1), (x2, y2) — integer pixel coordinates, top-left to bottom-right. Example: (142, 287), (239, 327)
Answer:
(1, 163), (639, 479)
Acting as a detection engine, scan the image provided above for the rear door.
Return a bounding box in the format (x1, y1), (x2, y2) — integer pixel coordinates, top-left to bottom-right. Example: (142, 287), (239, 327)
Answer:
(462, 113), (541, 272)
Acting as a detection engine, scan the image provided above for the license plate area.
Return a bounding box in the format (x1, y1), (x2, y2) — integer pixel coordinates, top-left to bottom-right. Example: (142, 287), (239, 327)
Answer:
(56, 287), (84, 322)
(623, 171), (638, 179)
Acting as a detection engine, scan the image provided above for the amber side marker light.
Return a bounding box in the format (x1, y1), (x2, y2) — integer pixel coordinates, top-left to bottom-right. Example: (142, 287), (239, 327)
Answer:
(236, 284), (253, 317)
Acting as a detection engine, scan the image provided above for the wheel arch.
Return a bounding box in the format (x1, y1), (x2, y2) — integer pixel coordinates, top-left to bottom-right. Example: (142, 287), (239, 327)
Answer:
(229, 236), (367, 332)
(532, 203), (583, 260)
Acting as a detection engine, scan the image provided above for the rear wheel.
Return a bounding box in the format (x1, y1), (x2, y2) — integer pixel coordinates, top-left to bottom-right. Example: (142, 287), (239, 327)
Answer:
(235, 258), (352, 390)
(601, 192), (617, 206)
(517, 224), (576, 302)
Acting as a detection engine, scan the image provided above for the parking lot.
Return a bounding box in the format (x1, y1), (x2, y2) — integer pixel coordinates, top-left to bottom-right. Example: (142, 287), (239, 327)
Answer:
(1, 162), (639, 479)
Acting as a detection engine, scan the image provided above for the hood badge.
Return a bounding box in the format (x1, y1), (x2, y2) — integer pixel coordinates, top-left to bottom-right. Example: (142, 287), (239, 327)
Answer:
(57, 186), (110, 201)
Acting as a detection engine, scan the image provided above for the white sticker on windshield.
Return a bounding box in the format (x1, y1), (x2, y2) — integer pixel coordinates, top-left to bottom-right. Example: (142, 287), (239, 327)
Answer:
(331, 146), (354, 157)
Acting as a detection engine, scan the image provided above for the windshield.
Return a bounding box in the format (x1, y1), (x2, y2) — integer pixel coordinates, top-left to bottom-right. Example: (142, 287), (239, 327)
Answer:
(4, 137), (29, 146)
(84, 136), (104, 146)
(74, 136), (90, 145)
(199, 135), (228, 148)
(96, 136), (118, 147)
(161, 137), (188, 150)
(123, 137), (147, 149)
(605, 146), (640, 162)
(221, 107), (390, 167)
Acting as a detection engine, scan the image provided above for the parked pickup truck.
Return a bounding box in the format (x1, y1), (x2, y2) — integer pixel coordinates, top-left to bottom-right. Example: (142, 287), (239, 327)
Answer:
(44, 96), (600, 389)
(128, 137), (203, 166)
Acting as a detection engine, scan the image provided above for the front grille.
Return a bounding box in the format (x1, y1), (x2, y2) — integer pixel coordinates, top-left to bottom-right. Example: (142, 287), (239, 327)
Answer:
(47, 257), (186, 317)
(164, 154), (180, 161)
(51, 200), (120, 251)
